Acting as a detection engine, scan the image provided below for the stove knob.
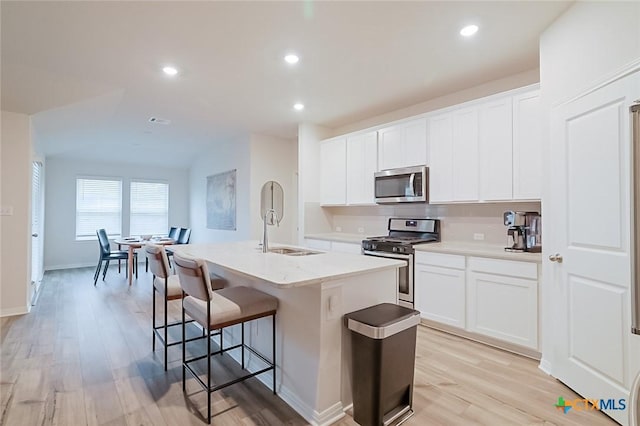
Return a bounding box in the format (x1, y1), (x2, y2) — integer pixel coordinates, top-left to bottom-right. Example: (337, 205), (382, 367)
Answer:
(371, 244), (377, 250)
(392, 247), (398, 253)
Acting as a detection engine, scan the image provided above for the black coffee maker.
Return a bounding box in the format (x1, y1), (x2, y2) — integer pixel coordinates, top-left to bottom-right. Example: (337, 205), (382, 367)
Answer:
(503, 211), (542, 252)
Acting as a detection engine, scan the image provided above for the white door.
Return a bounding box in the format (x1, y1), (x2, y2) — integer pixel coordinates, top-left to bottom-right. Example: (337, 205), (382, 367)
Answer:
(549, 72), (640, 425)
(30, 161), (44, 304)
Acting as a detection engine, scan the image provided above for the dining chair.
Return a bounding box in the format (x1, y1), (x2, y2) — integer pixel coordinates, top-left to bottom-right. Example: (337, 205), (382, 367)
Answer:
(94, 229), (137, 285)
(145, 226), (181, 273)
(168, 226), (179, 240)
(173, 252), (277, 424)
(177, 227), (191, 244)
(166, 227), (191, 267)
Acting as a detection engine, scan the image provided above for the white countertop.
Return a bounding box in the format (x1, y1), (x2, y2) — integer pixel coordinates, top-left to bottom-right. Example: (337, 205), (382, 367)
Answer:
(305, 233), (365, 244)
(170, 241), (404, 288)
(414, 241), (542, 263)
(306, 233), (542, 263)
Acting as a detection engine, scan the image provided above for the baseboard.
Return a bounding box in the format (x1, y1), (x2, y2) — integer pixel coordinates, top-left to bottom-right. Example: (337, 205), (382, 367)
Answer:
(538, 358), (553, 376)
(0, 305), (30, 318)
(420, 319), (541, 360)
(45, 262), (96, 271)
(46, 259), (144, 271)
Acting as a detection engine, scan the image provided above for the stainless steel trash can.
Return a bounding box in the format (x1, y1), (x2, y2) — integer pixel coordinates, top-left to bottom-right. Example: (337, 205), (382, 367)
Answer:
(344, 303), (421, 426)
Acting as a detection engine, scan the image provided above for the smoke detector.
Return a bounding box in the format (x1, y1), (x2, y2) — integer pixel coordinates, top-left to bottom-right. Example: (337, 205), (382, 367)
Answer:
(148, 117), (171, 125)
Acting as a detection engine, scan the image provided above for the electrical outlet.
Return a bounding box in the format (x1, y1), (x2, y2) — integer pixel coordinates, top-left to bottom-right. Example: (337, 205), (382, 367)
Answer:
(473, 233), (485, 241)
(357, 227), (365, 234)
(335, 226), (342, 232)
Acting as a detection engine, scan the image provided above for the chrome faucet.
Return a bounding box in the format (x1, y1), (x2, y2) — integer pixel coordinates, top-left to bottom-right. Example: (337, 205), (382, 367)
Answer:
(262, 208), (279, 253)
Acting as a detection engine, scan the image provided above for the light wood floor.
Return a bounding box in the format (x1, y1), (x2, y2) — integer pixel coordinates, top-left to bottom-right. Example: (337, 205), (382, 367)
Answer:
(1, 267), (617, 426)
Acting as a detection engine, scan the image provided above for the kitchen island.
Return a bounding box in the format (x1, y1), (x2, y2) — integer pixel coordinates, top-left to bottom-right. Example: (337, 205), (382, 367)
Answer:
(170, 241), (404, 426)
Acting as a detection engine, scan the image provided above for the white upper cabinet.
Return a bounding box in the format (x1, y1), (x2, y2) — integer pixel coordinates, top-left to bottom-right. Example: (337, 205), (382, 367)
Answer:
(320, 137), (347, 205)
(346, 132), (377, 205)
(452, 107), (479, 201)
(512, 90), (542, 200)
(319, 85), (541, 207)
(429, 107), (479, 203)
(378, 118), (427, 171)
(479, 97), (513, 201)
(428, 113), (454, 203)
(428, 87), (541, 203)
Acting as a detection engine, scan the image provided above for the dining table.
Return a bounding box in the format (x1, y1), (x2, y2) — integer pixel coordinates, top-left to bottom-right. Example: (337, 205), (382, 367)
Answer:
(114, 237), (175, 285)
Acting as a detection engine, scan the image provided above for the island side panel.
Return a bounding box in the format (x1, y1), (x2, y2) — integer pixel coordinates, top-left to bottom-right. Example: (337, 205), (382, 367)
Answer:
(207, 264), (325, 424)
(207, 263), (399, 426)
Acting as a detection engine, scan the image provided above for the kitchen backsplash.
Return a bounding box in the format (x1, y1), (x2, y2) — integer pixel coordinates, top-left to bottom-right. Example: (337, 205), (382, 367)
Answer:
(309, 202), (541, 244)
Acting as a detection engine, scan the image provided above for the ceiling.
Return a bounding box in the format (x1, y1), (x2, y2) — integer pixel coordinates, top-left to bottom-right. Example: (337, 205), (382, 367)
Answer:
(1, 1), (572, 167)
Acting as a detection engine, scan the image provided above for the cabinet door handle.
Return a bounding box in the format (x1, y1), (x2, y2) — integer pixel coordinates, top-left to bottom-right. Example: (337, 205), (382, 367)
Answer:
(548, 253), (563, 263)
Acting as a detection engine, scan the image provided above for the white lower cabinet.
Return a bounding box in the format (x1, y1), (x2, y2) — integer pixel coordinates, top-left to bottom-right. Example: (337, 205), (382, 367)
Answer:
(467, 257), (538, 350)
(415, 251), (539, 352)
(415, 252), (466, 328)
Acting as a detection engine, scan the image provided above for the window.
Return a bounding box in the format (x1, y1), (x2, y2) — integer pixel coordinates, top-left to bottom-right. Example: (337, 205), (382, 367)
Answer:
(130, 181), (169, 236)
(76, 178), (122, 239)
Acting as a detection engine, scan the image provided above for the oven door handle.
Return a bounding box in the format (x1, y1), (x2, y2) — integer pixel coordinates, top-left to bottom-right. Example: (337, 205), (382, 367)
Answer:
(363, 250), (411, 260)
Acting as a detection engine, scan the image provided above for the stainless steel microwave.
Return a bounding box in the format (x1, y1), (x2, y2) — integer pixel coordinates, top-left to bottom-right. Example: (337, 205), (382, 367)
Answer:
(374, 165), (428, 204)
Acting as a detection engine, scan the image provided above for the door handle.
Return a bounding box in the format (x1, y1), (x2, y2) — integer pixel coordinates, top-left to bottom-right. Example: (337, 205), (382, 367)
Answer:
(407, 173), (416, 197)
(548, 253), (563, 263)
(32, 233), (38, 237)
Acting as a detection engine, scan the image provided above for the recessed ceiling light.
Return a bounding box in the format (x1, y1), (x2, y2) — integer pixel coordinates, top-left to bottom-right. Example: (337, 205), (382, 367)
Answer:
(460, 25), (479, 37)
(284, 54), (299, 64)
(162, 66), (178, 76)
(293, 103), (304, 111)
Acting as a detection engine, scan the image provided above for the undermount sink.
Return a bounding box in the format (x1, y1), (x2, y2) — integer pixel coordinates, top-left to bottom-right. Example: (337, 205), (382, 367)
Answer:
(268, 247), (322, 256)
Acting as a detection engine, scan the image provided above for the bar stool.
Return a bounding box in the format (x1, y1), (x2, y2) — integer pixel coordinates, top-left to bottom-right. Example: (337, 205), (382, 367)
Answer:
(173, 252), (278, 424)
(145, 244), (225, 370)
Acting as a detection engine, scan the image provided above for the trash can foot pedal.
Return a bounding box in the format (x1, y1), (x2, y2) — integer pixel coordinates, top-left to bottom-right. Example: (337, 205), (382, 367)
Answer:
(383, 405), (413, 426)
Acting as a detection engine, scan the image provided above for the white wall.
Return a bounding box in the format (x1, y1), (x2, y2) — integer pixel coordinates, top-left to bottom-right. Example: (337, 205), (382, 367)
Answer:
(333, 69), (540, 136)
(540, 1), (640, 107)
(297, 123), (333, 243)
(189, 136), (251, 243)
(249, 134), (297, 245)
(44, 158), (189, 270)
(326, 202), (541, 245)
(189, 133), (298, 246)
(1, 111), (32, 316)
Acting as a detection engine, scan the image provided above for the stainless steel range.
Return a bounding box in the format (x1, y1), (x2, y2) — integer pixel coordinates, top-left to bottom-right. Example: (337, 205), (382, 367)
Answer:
(362, 218), (440, 308)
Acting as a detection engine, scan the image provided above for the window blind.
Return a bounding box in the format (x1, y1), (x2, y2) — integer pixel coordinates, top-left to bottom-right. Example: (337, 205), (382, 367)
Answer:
(76, 178), (122, 239)
(130, 181), (169, 236)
